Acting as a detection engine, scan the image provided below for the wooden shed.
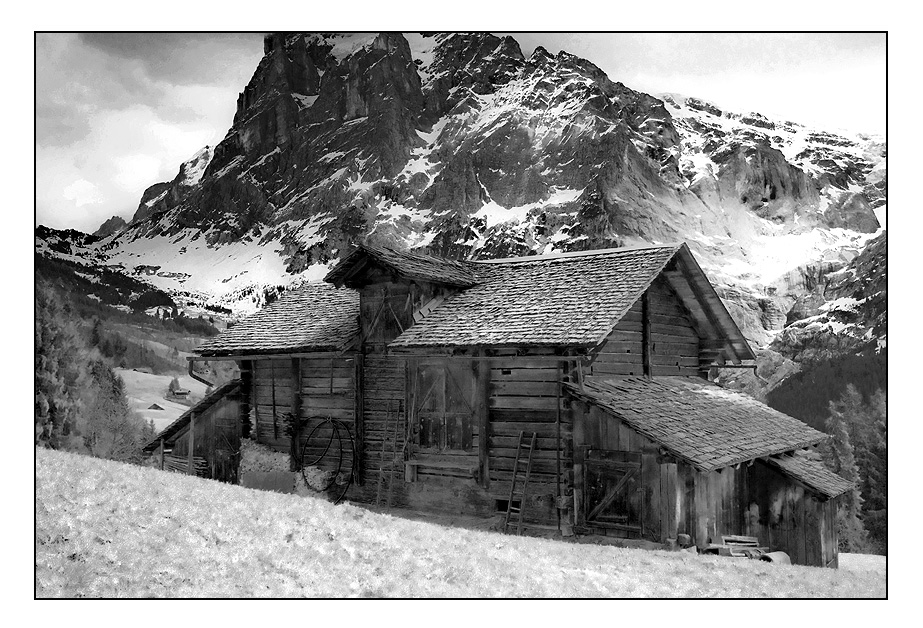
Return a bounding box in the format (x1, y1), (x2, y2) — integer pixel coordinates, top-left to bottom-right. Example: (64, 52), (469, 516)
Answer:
(142, 379), (243, 483)
(155, 242), (850, 567)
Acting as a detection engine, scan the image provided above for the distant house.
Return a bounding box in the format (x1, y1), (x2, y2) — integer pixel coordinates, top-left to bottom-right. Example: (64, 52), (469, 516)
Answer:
(171, 388), (190, 399)
(148, 403), (165, 411)
(145, 243), (850, 567)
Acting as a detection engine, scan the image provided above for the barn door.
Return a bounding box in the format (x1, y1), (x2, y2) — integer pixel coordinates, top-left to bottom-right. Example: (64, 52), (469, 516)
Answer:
(584, 450), (642, 534)
(411, 361), (476, 453)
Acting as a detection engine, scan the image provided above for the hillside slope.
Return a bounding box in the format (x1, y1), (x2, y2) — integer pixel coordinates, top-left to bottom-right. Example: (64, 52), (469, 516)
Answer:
(35, 449), (885, 598)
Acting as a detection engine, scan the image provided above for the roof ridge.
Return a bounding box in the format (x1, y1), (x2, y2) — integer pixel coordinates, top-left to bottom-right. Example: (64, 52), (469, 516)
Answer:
(470, 242), (684, 265)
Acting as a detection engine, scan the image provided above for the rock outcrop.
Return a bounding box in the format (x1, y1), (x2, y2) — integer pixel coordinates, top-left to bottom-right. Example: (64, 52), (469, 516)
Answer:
(49, 32), (883, 369)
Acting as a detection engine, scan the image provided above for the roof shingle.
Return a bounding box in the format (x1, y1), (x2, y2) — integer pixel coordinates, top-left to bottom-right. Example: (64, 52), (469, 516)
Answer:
(390, 244), (681, 348)
(767, 450), (853, 499)
(566, 377), (830, 472)
(325, 243), (479, 288)
(196, 283), (359, 357)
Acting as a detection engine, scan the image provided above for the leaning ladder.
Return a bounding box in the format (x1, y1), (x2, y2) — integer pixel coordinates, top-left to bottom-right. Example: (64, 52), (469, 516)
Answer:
(503, 431), (537, 535)
(375, 398), (402, 508)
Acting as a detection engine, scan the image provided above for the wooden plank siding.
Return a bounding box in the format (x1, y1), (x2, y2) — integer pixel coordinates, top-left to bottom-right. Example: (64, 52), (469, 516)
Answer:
(588, 277), (703, 380)
(571, 397), (752, 546)
(745, 460), (837, 567)
(171, 393), (241, 483)
(484, 357), (572, 528)
(250, 356), (359, 483)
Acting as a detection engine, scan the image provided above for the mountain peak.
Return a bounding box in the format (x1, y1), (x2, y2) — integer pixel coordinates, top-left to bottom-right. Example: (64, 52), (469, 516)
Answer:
(66, 32), (884, 329)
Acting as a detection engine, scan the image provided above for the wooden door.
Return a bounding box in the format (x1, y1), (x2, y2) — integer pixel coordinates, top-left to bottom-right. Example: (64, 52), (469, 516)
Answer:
(584, 449), (642, 535)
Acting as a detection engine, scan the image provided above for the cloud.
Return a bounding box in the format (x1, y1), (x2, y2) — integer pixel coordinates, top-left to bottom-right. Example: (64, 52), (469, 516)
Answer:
(510, 33), (885, 134)
(35, 33), (264, 232)
(62, 179), (103, 207)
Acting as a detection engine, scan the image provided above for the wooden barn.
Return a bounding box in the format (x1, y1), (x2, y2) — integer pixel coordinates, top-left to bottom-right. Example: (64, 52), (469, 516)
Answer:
(146, 243), (851, 567)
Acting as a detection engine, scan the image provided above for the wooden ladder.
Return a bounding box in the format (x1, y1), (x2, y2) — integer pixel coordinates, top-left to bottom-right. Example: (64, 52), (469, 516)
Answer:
(375, 398), (403, 509)
(503, 431), (537, 535)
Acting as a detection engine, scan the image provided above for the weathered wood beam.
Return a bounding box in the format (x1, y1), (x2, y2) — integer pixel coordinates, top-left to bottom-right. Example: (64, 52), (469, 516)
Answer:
(668, 260), (738, 364)
(642, 290), (652, 378)
(159, 438), (165, 471)
(191, 352), (353, 363)
(187, 412), (195, 476)
(289, 357), (302, 472)
(476, 352), (490, 489)
(354, 352), (365, 485)
(270, 359), (278, 440)
(555, 360), (563, 531)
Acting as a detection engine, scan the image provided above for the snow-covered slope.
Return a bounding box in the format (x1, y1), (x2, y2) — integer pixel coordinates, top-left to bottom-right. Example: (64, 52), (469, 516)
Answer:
(35, 448), (886, 597)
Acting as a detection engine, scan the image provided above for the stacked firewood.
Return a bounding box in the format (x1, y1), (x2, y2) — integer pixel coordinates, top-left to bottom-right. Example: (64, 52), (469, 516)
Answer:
(163, 453), (209, 477)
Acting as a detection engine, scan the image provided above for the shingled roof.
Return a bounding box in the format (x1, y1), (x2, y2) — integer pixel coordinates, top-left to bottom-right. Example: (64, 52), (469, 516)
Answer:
(390, 244), (683, 348)
(197, 283), (359, 357)
(566, 377), (830, 473)
(325, 243), (479, 288)
(141, 379), (241, 452)
(766, 450), (853, 499)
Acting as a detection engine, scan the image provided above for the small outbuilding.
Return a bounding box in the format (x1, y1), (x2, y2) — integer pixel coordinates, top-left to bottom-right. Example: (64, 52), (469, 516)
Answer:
(143, 380), (243, 483)
(147, 242), (851, 567)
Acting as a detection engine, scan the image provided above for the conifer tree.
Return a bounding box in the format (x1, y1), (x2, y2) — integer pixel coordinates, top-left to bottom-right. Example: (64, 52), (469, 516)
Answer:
(823, 384), (869, 552)
(35, 283), (84, 447)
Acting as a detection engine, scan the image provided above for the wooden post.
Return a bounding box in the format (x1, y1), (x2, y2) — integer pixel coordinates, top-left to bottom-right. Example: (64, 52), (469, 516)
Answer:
(555, 360), (562, 532)
(354, 352), (365, 485)
(694, 470), (709, 547)
(270, 360), (278, 440)
(187, 412), (195, 475)
(476, 351), (490, 489)
(159, 438), (165, 471)
(240, 360), (252, 440)
(573, 405), (586, 527)
(290, 357), (302, 471)
(642, 289), (652, 378)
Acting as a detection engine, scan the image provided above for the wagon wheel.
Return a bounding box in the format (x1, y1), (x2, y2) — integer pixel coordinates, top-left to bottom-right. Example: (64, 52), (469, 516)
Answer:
(300, 416), (345, 492)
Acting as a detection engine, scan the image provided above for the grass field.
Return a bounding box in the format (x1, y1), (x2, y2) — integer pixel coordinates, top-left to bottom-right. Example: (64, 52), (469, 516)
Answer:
(35, 448), (886, 598)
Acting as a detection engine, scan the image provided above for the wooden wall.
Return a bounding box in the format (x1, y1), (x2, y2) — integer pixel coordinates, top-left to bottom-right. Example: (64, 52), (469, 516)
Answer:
(298, 355), (358, 479)
(486, 354), (571, 528)
(589, 277), (701, 379)
(746, 460), (839, 568)
(251, 358), (295, 452)
(171, 392), (241, 483)
(248, 355), (357, 479)
(341, 349), (574, 527)
(573, 402), (665, 541)
(570, 400), (747, 545)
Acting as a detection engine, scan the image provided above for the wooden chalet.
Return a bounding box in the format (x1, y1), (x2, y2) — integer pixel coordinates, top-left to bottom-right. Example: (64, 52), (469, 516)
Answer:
(147, 242), (851, 568)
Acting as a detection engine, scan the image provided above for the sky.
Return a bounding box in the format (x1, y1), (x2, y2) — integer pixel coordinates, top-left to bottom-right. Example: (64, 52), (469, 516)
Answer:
(35, 32), (886, 233)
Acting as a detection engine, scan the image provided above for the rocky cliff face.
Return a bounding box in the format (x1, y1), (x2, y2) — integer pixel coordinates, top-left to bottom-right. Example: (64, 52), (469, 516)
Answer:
(37, 32), (886, 376)
(92, 215), (127, 238)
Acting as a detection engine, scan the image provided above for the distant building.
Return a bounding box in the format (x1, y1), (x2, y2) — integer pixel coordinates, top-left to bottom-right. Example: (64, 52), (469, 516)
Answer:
(148, 403), (165, 411)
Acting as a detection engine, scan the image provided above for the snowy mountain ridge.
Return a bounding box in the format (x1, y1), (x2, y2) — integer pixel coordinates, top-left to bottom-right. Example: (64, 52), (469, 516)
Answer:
(36, 32), (886, 341)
